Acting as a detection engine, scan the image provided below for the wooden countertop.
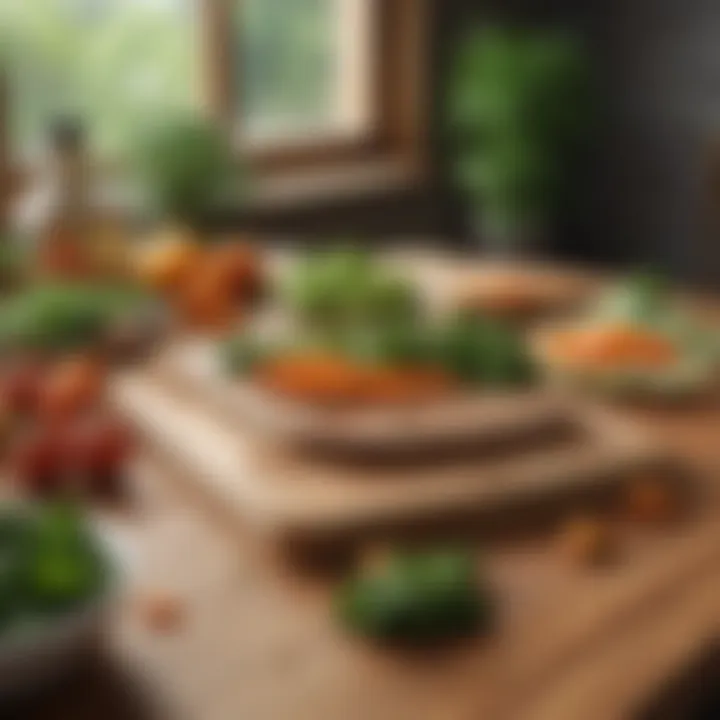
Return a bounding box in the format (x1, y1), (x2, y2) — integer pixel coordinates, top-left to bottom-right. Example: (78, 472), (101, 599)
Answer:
(22, 254), (720, 720)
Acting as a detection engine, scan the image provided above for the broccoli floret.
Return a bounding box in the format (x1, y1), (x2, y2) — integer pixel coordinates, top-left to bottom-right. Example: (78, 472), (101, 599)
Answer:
(437, 314), (535, 386)
(336, 547), (494, 643)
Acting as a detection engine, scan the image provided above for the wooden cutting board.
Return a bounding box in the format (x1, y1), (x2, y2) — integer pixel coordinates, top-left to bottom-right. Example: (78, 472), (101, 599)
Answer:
(111, 367), (670, 543)
(153, 338), (573, 457)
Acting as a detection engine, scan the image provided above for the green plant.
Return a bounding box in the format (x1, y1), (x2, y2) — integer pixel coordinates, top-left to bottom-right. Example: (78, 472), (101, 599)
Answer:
(283, 249), (419, 330)
(336, 547), (493, 643)
(436, 313), (536, 386)
(130, 114), (240, 226)
(0, 283), (149, 354)
(595, 271), (672, 325)
(337, 321), (436, 369)
(448, 26), (591, 247)
(0, 503), (109, 631)
(222, 260), (536, 386)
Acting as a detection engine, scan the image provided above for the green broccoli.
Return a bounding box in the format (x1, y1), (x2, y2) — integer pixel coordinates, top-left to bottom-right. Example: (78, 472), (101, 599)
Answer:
(336, 547), (494, 643)
(283, 249), (419, 329)
(338, 321), (435, 369)
(437, 314), (536, 386)
(16, 503), (108, 616)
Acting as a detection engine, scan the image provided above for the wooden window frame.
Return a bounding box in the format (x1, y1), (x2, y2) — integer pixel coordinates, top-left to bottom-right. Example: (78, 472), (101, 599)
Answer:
(200, 0), (431, 181)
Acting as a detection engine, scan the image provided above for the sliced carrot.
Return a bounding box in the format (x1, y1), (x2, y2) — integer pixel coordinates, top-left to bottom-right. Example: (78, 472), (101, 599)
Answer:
(257, 356), (453, 406)
(257, 355), (365, 406)
(546, 325), (679, 369)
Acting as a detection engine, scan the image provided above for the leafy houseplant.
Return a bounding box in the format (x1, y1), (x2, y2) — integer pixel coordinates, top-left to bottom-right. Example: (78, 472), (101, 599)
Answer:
(448, 26), (590, 254)
(130, 113), (240, 229)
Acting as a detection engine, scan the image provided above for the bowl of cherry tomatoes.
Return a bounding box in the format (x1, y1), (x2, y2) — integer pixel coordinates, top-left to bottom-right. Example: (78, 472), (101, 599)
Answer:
(0, 355), (133, 500)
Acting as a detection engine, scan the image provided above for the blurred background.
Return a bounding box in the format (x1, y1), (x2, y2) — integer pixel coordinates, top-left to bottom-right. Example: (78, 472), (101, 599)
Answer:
(1, 0), (719, 279)
(1, 4), (720, 719)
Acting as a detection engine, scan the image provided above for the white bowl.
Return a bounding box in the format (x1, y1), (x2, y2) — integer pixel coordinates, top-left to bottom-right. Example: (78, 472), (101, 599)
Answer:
(0, 519), (119, 700)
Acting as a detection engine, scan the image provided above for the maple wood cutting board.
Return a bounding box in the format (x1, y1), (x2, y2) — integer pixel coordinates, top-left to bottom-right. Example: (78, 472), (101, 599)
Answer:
(152, 338), (574, 457)
(111, 369), (671, 543)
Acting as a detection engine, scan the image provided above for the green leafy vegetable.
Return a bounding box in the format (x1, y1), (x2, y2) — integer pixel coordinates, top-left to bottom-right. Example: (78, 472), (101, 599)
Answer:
(283, 249), (419, 330)
(437, 314), (535, 386)
(130, 114), (241, 225)
(337, 321), (436, 369)
(0, 283), (149, 354)
(220, 307), (536, 389)
(595, 271), (672, 325)
(247, 249), (536, 388)
(0, 503), (108, 632)
(448, 27), (591, 245)
(337, 547), (493, 642)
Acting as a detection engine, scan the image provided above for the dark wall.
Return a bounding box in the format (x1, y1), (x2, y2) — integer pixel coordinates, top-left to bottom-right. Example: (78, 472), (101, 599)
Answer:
(436, 0), (720, 285)
(599, 0), (720, 286)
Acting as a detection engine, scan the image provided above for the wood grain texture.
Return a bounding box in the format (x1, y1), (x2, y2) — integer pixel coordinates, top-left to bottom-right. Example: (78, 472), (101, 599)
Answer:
(35, 256), (720, 720)
(41, 452), (720, 720)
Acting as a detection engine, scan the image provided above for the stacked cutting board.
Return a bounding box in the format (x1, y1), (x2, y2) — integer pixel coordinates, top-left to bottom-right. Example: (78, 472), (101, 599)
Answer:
(110, 334), (669, 545)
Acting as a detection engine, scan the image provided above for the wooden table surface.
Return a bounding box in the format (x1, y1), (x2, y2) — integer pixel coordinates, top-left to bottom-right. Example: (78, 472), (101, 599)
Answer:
(18, 253), (720, 720)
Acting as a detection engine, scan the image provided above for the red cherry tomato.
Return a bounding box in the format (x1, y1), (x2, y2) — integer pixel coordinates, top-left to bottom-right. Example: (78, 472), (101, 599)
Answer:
(2, 362), (45, 416)
(70, 417), (133, 490)
(38, 357), (106, 423)
(9, 428), (67, 497)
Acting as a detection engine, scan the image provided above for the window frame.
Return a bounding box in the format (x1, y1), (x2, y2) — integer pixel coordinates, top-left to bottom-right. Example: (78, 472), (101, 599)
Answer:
(200, 0), (430, 180)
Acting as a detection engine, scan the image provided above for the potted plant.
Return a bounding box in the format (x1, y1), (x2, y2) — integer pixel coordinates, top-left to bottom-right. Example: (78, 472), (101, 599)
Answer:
(126, 112), (243, 287)
(448, 26), (591, 255)
(129, 112), (241, 232)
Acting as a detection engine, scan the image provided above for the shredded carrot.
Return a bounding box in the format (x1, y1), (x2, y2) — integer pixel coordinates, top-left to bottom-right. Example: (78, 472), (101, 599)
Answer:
(257, 355), (453, 406)
(546, 325), (679, 369)
(257, 355), (365, 406)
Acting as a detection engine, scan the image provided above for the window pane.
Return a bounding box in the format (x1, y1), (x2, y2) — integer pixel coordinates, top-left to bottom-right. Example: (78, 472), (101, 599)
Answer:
(0, 0), (199, 160)
(238, 0), (373, 144)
